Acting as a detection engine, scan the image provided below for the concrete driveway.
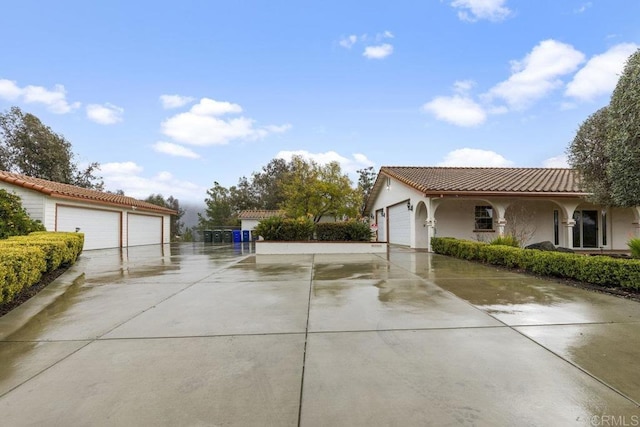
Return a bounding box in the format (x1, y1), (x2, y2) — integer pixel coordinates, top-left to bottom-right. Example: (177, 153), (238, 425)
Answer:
(0, 243), (639, 425)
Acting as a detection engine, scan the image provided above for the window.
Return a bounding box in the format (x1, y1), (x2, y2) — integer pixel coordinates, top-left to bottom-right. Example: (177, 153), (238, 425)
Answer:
(602, 211), (607, 246)
(553, 210), (559, 245)
(474, 206), (493, 231)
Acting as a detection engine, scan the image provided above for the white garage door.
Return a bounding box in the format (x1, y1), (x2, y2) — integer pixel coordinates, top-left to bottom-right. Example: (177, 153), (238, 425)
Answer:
(57, 206), (120, 250)
(128, 214), (162, 247)
(388, 203), (410, 246)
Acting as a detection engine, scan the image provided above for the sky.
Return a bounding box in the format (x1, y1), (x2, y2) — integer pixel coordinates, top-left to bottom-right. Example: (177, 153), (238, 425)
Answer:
(1, 0), (639, 204)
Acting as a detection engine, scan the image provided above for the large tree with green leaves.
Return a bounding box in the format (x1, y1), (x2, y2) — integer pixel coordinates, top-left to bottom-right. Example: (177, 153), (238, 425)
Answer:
(250, 158), (291, 210)
(0, 106), (103, 189)
(281, 156), (360, 222)
(144, 194), (185, 240)
(605, 49), (640, 206)
(568, 49), (640, 207)
(567, 106), (613, 206)
(356, 166), (376, 215)
(198, 182), (235, 229)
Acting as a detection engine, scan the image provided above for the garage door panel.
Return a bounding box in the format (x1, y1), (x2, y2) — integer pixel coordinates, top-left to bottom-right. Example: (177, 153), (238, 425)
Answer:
(388, 203), (410, 246)
(128, 214), (162, 246)
(57, 206), (120, 250)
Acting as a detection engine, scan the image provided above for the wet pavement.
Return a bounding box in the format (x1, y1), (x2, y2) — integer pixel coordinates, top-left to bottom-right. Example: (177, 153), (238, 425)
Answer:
(0, 243), (639, 425)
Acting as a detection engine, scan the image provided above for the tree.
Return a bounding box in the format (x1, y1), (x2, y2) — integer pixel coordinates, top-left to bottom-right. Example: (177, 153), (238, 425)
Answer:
(281, 156), (360, 222)
(0, 106), (103, 189)
(606, 49), (640, 206)
(567, 107), (613, 206)
(144, 194), (185, 241)
(250, 158), (291, 209)
(198, 182), (234, 229)
(0, 189), (46, 239)
(356, 166), (376, 215)
(229, 176), (258, 213)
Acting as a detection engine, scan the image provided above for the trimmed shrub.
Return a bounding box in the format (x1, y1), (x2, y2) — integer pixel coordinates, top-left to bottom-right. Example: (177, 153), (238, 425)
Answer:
(0, 232), (84, 305)
(254, 216), (315, 241)
(316, 221), (372, 241)
(0, 246), (46, 304)
(431, 237), (640, 290)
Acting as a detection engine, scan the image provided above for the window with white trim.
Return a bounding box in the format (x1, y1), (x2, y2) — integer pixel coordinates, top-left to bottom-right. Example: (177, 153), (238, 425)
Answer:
(474, 206), (493, 231)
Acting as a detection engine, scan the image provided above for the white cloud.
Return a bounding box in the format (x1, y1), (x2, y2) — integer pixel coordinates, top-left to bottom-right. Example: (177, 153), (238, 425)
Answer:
(363, 43), (394, 59)
(0, 79), (80, 113)
(190, 98), (242, 115)
(160, 94), (195, 109)
(565, 43), (639, 101)
(422, 95), (487, 127)
(376, 31), (394, 41)
(339, 35), (358, 49)
(161, 97), (290, 146)
(152, 141), (201, 159)
(486, 39), (585, 109)
(574, 2), (592, 13)
(438, 148), (514, 167)
(264, 124), (292, 133)
(100, 161), (144, 175)
(542, 154), (569, 168)
(101, 161), (206, 202)
(86, 103), (124, 125)
(451, 0), (512, 22)
(276, 150), (375, 174)
(453, 80), (475, 94)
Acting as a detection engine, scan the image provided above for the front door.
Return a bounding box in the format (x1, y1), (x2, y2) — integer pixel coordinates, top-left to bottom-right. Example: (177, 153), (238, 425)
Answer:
(573, 210), (598, 248)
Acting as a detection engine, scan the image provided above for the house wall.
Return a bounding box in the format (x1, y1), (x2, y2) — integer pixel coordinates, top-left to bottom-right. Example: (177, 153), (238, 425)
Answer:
(610, 207), (635, 249)
(241, 219), (259, 231)
(0, 182), (48, 227)
(367, 174), (640, 251)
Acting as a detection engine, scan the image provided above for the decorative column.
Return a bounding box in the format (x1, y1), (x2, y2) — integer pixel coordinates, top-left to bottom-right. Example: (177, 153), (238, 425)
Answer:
(426, 218), (436, 252)
(563, 218), (576, 249)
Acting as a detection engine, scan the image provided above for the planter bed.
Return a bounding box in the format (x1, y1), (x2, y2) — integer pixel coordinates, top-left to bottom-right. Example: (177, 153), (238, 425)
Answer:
(255, 241), (387, 255)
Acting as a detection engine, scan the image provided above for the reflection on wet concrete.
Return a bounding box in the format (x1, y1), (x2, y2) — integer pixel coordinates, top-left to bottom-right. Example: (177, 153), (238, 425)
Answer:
(2, 245), (639, 424)
(517, 323), (640, 404)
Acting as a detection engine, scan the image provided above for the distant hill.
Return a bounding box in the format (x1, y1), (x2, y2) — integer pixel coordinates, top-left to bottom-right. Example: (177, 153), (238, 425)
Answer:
(181, 202), (206, 229)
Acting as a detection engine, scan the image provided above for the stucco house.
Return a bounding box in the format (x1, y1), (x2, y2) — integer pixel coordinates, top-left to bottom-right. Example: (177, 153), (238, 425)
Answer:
(238, 210), (284, 234)
(365, 167), (640, 252)
(0, 171), (176, 250)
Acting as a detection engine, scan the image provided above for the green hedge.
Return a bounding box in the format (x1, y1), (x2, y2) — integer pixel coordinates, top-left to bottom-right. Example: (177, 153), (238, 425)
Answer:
(316, 221), (372, 241)
(254, 216), (315, 241)
(431, 237), (640, 290)
(0, 232), (84, 305)
(0, 246), (46, 304)
(255, 216), (372, 242)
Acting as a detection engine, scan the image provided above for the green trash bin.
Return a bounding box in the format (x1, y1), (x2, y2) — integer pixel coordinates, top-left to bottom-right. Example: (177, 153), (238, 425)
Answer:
(213, 230), (223, 243)
(223, 229), (233, 243)
(203, 230), (213, 243)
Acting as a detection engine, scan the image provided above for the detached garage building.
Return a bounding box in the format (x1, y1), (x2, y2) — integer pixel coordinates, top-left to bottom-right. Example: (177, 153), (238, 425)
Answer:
(0, 171), (176, 250)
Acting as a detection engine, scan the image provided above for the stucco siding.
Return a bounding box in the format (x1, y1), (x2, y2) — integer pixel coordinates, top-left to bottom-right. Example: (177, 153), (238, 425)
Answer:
(0, 183), (46, 224)
(610, 207), (635, 250)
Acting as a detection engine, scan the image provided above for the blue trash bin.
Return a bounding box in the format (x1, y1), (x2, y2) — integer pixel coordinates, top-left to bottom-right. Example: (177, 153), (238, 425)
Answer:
(242, 230), (250, 242)
(232, 230), (242, 243)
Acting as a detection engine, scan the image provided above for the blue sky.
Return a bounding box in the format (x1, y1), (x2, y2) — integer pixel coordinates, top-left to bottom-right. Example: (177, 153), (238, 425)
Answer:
(1, 0), (639, 203)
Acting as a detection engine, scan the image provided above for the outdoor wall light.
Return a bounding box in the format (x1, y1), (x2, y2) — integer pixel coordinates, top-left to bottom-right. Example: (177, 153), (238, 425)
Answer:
(407, 201), (413, 211)
(381, 211), (385, 217)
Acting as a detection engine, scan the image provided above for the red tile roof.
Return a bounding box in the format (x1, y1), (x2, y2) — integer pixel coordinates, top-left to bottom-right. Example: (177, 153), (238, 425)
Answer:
(238, 209), (284, 220)
(0, 171), (177, 215)
(367, 167), (588, 212)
